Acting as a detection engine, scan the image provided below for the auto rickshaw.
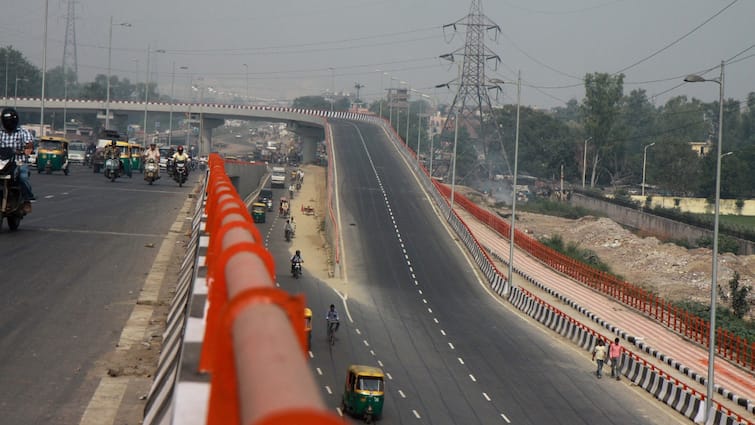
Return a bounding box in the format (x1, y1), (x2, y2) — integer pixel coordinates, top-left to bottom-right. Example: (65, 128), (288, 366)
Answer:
(251, 202), (267, 223)
(115, 141), (133, 178)
(129, 143), (143, 173)
(36, 136), (70, 175)
(304, 308), (312, 351)
(341, 365), (385, 423)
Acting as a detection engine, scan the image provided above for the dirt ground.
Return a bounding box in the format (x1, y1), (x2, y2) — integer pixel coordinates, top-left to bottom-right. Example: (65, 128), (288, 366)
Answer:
(457, 187), (755, 317)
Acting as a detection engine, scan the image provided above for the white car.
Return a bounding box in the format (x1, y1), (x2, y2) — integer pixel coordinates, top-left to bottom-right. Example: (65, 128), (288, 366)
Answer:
(68, 142), (87, 164)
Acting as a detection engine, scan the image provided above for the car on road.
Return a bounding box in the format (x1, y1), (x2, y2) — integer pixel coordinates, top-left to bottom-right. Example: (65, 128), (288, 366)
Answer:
(68, 142), (87, 164)
(158, 146), (172, 169)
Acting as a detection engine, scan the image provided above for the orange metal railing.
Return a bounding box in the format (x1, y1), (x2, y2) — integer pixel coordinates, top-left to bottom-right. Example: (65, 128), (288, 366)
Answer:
(433, 184), (754, 372)
(199, 154), (341, 425)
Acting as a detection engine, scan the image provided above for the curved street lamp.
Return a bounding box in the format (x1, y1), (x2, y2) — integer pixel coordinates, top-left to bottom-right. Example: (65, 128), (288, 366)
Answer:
(641, 142), (655, 198)
(105, 17), (132, 130)
(683, 61), (724, 424)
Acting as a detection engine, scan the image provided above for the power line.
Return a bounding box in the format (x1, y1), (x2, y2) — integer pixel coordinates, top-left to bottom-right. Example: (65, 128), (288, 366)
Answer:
(613, 0), (740, 74)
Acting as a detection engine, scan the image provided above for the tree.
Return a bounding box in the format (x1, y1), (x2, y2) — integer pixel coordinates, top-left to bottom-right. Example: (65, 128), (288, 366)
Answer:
(1, 46), (42, 98)
(615, 89), (656, 185)
(728, 272), (751, 319)
(292, 95), (330, 110)
(581, 73), (625, 187)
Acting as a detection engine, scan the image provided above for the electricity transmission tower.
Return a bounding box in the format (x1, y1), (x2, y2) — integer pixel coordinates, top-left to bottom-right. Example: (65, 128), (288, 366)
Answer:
(62, 0), (78, 80)
(436, 0), (511, 181)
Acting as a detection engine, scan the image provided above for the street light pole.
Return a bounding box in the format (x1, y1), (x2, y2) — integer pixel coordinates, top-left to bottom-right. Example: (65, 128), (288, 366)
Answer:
(105, 18), (131, 130)
(329, 67), (335, 112)
(14, 77), (26, 108)
(377, 70), (386, 119)
(243, 63), (249, 102)
(405, 84), (411, 145)
(169, 61), (176, 146)
(507, 71), (522, 292)
(582, 137), (592, 189)
(142, 44), (151, 146)
(389, 77), (397, 127)
(684, 60), (724, 424)
(641, 142), (656, 198)
(40, 0), (49, 137)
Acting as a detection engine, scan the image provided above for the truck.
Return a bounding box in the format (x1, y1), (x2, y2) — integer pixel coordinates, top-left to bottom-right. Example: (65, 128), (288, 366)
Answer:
(271, 166), (286, 188)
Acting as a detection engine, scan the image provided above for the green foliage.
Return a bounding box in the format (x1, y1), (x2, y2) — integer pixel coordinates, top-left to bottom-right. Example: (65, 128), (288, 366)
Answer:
(728, 272), (751, 319)
(518, 198), (597, 219)
(695, 234), (740, 255)
(539, 234), (613, 273)
(581, 72), (625, 186)
(292, 96), (330, 110)
(673, 300), (755, 344)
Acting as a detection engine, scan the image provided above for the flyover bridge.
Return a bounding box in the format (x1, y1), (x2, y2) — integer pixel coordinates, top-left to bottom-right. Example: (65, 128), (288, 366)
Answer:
(11, 97), (355, 161)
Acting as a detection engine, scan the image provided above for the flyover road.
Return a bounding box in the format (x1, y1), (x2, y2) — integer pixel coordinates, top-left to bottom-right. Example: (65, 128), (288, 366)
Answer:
(274, 119), (689, 425)
(0, 164), (197, 425)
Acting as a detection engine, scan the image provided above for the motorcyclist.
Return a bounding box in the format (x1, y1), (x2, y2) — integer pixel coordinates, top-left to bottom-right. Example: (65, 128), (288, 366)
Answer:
(284, 219), (293, 241)
(0, 108), (36, 212)
(290, 249), (303, 273)
(171, 145), (190, 177)
(103, 140), (125, 174)
(143, 142), (161, 179)
(325, 304), (340, 333)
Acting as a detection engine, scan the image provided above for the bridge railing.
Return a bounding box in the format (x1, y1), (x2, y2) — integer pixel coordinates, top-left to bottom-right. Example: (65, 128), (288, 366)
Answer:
(198, 153), (341, 424)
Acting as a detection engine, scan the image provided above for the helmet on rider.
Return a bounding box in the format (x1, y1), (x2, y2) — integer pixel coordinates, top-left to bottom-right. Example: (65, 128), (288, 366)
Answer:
(296, 250), (301, 256)
(177, 145), (184, 153)
(330, 304), (335, 310)
(1, 108), (19, 133)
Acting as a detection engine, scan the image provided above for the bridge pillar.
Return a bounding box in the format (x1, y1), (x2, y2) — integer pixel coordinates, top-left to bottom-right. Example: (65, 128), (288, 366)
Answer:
(300, 134), (321, 164)
(289, 124), (323, 164)
(199, 117), (224, 156)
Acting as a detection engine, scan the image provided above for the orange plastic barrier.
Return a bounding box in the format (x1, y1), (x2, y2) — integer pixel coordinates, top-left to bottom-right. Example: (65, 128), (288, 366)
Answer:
(200, 154), (341, 425)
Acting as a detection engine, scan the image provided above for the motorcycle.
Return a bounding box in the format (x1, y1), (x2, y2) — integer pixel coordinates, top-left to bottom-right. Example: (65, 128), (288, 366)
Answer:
(144, 158), (159, 185)
(83, 151), (92, 167)
(285, 227), (292, 242)
(173, 160), (188, 187)
(0, 148), (29, 231)
(291, 260), (302, 278)
(103, 153), (121, 182)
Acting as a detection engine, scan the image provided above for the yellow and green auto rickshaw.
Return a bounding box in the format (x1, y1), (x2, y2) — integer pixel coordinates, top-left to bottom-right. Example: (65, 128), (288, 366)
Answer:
(115, 141), (132, 178)
(251, 202), (267, 223)
(36, 136), (70, 175)
(341, 365), (385, 423)
(129, 143), (143, 173)
(304, 307), (312, 351)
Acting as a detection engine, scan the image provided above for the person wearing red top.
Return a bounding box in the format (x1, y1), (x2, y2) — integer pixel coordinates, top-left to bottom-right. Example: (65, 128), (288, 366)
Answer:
(608, 337), (622, 380)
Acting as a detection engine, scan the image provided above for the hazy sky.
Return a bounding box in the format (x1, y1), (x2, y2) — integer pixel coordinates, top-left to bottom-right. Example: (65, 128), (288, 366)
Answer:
(3, 0), (754, 109)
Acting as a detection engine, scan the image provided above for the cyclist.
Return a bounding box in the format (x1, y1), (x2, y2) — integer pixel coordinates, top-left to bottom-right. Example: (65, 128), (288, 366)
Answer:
(325, 304), (340, 334)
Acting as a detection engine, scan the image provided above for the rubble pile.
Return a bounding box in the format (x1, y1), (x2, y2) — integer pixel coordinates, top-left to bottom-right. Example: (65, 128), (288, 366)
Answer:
(515, 211), (755, 310)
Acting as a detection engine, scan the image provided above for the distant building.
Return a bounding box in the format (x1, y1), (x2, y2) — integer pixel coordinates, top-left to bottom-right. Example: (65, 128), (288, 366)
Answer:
(689, 140), (712, 157)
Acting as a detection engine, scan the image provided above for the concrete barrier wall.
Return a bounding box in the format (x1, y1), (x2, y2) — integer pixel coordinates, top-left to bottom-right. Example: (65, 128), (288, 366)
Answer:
(570, 193), (755, 255)
(223, 161), (267, 201)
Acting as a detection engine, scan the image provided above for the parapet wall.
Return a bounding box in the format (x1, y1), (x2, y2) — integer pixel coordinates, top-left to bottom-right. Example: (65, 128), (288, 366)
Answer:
(570, 193), (755, 255)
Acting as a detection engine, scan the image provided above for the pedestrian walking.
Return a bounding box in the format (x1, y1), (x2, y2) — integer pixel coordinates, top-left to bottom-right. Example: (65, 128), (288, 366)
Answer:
(592, 340), (608, 379)
(608, 337), (622, 380)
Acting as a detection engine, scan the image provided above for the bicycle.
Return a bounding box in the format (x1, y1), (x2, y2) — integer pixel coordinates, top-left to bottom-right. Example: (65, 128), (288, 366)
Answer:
(327, 320), (339, 346)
